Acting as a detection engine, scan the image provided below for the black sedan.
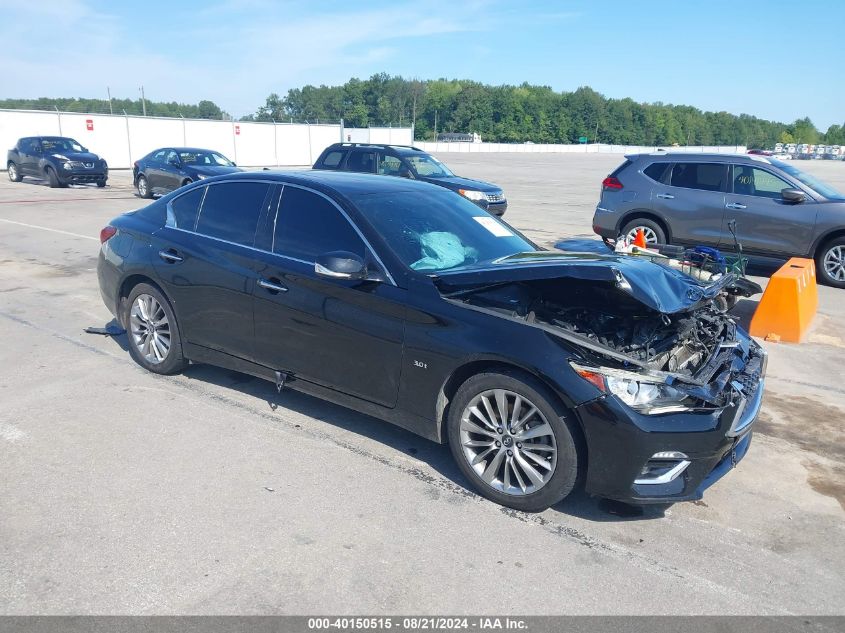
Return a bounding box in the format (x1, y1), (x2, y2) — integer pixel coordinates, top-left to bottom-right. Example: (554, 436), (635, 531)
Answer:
(97, 171), (765, 511)
(133, 147), (240, 198)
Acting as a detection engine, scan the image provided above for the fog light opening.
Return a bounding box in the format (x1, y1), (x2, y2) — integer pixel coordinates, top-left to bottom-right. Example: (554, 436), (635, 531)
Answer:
(634, 452), (690, 485)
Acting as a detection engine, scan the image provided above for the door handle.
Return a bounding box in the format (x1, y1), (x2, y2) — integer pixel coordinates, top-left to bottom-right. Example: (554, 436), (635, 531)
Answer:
(725, 203), (747, 210)
(158, 249), (183, 263)
(656, 193), (674, 199)
(258, 278), (288, 293)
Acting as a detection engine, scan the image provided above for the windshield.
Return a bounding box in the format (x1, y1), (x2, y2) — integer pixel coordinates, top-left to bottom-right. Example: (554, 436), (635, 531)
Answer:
(178, 151), (234, 166)
(402, 153), (455, 178)
(353, 189), (535, 272)
(42, 138), (84, 153)
(769, 159), (845, 200)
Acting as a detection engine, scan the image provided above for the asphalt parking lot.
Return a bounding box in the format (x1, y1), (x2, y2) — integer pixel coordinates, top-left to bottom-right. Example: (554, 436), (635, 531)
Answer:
(1, 154), (843, 615)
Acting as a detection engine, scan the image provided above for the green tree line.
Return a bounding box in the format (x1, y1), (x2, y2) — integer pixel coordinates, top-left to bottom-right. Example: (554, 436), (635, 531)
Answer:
(0, 97), (228, 120)
(248, 73), (844, 147)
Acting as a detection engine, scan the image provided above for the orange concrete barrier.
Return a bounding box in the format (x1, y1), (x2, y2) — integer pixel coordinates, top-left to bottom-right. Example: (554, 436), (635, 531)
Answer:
(749, 258), (818, 343)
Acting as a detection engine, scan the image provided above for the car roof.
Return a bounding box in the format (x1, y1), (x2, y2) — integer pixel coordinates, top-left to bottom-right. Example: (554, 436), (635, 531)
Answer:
(626, 152), (778, 164)
(202, 169), (437, 196)
(324, 142), (425, 153)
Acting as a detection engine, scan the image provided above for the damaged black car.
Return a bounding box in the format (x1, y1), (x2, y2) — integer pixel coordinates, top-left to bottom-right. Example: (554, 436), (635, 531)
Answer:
(97, 171), (766, 512)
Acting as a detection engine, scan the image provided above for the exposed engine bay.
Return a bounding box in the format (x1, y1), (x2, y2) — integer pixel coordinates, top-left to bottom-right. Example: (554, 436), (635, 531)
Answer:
(442, 277), (744, 395)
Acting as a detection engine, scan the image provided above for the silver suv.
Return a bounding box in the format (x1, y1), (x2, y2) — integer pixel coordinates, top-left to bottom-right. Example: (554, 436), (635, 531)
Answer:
(592, 153), (845, 287)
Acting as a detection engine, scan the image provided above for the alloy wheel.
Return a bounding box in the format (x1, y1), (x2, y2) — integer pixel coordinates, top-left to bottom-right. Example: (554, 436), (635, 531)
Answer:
(138, 177), (147, 197)
(130, 294), (171, 364)
(625, 225), (658, 244)
(8, 164), (17, 181)
(824, 245), (845, 282)
(459, 389), (557, 496)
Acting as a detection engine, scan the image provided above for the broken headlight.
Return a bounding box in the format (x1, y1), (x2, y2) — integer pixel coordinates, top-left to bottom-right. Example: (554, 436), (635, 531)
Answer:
(570, 363), (692, 415)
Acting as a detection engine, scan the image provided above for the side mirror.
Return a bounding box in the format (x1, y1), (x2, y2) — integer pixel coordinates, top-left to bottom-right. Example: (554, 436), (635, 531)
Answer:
(231, 162), (237, 167)
(315, 251), (368, 280)
(781, 188), (805, 203)
(399, 169), (413, 179)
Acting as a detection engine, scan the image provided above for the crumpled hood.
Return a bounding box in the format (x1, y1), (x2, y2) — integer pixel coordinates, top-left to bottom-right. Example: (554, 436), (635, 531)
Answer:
(421, 175), (502, 193)
(188, 165), (242, 177)
(432, 251), (733, 314)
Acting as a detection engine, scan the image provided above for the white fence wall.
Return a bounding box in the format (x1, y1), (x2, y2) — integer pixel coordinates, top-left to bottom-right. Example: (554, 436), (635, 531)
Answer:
(0, 109), (416, 169)
(0, 109), (747, 170)
(416, 142), (747, 154)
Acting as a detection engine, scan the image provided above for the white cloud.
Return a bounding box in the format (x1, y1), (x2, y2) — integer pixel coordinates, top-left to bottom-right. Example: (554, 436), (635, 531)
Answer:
(0, 0), (495, 117)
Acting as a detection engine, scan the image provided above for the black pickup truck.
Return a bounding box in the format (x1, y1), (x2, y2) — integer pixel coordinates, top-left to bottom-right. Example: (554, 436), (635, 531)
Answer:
(7, 136), (108, 187)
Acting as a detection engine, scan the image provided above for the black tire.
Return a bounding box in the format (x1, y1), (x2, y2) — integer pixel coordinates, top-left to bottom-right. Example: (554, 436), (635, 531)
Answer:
(122, 283), (187, 375)
(137, 174), (152, 198)
(816, 237), (845, 289)
(447, 369), (581, 512)
(96, 180), (107, 188)
(601, 236), (616, 250)
(45, 166), (62, 188)
(7, 162), (22, 182)
(620, 217), (666, 245)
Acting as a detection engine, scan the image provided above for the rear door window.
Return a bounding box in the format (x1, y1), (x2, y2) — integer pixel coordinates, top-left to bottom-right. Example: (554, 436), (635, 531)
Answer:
(345, 150), (376, 173)
(273, 186), (366, 261)
(195, 181), (271, 247)
(170, 186), (206, 231)
(669, 163), (726, 192)
(321, 150), (345, 168)
(643, 162), (671, 184)
(731, 165), (793, 198)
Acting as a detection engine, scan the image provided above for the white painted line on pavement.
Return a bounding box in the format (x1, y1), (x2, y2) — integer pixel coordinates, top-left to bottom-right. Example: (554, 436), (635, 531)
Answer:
(0, 217), (98, 241)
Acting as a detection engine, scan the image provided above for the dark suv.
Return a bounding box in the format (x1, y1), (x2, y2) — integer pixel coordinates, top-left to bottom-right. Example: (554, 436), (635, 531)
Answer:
(592, 153), (845, 287)
(313, 143), (507, 216)
(7, 136), (108, 187)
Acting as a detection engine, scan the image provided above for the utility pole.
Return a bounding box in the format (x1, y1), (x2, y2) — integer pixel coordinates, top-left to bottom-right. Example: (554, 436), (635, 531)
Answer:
(107, 86), (113, 115)
(594, 120), (599, 144)
(434, 109), (438, 142)
(139, 86), (147, 117)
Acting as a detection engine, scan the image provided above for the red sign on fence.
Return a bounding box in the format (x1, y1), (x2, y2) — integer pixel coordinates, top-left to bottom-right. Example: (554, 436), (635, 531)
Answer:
(235, 125), (240, 135)
(86, 119), (94, 131)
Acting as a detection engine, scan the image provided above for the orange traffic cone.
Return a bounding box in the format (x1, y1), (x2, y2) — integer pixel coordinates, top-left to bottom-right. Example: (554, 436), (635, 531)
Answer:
(633, 228), (647, 248)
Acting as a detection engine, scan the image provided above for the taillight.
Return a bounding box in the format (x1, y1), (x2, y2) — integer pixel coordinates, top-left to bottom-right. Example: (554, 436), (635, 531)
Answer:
(602, 176), (623, 190)
(100, 226), (117, 243)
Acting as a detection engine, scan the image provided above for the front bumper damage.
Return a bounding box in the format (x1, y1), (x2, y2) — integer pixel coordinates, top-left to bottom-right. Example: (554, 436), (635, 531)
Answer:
(574, 335), (766, 504)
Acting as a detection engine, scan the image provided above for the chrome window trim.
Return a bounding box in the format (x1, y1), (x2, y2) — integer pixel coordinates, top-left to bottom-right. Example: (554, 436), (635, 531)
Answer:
(164, 178), (397, 287)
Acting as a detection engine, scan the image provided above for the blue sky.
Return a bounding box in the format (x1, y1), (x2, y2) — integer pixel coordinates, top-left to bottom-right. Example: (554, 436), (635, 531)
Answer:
(1, 0), (843, 129)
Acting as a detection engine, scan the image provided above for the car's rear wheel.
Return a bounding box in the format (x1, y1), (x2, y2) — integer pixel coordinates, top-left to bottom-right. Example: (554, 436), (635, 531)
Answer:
(45, 166), (61, 188)
(620, 218), (666, 245)
(123, 283), (187, 375)
(96, 180), (107, 188)
(137, 174), (152, 198)
(447, 370), (580, 512)
(7, 162), (22, 182)
(817, 237), (845, 288)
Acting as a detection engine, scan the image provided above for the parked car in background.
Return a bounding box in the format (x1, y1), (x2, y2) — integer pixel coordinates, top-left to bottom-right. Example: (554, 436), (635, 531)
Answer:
(592, 153), (845, 287)
(746, 149), (773, 156)
(7, 136), (108, 187)
(133, 147), (241, 198)
(313, 143), (508, 216)
(97, 170), (764, 511)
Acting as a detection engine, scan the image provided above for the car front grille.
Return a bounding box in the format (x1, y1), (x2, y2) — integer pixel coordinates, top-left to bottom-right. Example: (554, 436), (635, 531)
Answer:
(485, 192), (505, 203)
